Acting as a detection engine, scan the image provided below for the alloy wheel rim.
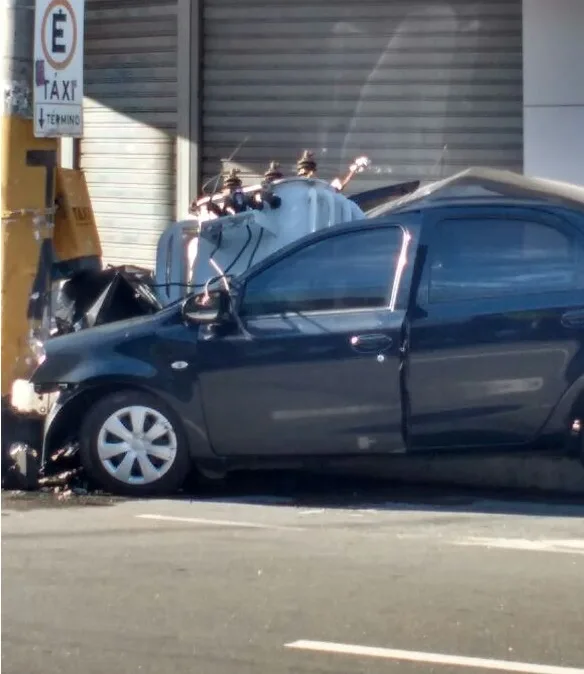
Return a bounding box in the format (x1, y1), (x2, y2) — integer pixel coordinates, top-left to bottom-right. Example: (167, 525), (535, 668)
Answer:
(96, 405), (178, 485)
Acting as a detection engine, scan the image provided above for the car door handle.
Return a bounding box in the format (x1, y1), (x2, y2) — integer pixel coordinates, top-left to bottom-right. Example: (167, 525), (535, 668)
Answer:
(350, 333), (393, 353)
(561, 309), (584, 328)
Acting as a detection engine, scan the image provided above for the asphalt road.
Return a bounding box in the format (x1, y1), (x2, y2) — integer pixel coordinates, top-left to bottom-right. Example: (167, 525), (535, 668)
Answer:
(2, 477), (584, 674)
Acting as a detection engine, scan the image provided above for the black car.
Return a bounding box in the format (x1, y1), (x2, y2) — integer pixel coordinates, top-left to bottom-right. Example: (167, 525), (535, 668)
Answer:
(30, 168), (584, 495)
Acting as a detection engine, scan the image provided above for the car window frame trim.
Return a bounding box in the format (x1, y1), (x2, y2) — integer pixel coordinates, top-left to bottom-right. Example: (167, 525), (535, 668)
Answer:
(237, 223), (411, 319)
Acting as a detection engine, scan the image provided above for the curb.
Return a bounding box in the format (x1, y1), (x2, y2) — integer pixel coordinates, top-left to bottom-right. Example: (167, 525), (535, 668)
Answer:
(328, 454), (584, 496)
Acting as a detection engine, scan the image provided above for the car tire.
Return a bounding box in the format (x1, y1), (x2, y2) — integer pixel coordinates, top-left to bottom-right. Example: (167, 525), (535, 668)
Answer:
(79, 389), (191, 497)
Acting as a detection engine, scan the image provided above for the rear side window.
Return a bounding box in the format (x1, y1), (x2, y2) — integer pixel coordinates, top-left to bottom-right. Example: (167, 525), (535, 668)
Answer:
(241, 227), (404, 316)
(429, 217), (582, 303)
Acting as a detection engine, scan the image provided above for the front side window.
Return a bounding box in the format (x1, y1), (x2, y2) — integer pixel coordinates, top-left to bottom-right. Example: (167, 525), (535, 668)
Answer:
(240, 227), (404, 317)
(429, 217), (581, 303)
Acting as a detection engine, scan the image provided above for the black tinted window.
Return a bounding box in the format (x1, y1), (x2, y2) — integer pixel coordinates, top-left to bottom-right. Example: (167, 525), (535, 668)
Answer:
(429, 218), (581, 303)
(241, 227), (404, 316)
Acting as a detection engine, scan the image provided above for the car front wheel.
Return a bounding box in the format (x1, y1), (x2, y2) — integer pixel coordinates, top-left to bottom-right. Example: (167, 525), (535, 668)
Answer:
(79, 390), (191, 496)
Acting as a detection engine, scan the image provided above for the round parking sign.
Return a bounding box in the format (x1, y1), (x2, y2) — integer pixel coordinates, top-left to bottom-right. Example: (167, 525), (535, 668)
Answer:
(41, 0), (78, 70)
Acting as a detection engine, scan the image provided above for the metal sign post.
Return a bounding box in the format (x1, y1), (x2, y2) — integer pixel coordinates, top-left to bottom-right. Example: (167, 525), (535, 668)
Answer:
(33, 0), (84, 138)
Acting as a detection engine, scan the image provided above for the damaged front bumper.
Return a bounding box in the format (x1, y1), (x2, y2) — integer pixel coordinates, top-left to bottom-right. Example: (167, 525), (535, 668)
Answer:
(4, 382), (78, 488)
(9, 378), (64, 469)
(2, 380), (59, 490)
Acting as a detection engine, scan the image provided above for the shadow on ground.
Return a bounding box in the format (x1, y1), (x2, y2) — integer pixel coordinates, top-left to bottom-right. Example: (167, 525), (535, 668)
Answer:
(175, 470), (584, 518)
(3, 470), (583, 517)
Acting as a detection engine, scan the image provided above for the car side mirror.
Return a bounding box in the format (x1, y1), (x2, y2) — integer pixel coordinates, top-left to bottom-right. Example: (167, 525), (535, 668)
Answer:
(182, 289), (230, 325)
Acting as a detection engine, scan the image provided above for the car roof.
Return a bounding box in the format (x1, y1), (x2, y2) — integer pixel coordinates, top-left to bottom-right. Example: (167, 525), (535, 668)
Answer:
(368, 167), (584, 217)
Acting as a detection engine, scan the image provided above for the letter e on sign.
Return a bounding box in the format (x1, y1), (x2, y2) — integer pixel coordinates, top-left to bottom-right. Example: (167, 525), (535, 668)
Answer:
(41, 0), (77, 70)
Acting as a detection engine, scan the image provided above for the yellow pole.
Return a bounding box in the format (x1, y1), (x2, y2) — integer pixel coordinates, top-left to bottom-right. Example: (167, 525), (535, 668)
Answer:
(1, 0), (59, 398)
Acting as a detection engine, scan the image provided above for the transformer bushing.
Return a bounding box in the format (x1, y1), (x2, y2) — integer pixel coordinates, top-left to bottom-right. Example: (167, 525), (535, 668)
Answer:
(263, 161), (284, 183)
(254, 161), (282, 210)
(222, 168), (243, 192)
(296, 150), (317, 178)
(222, 168), (247, 214)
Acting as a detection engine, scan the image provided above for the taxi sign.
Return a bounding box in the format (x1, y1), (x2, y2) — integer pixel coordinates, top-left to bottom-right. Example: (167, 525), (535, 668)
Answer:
(33, 0), (84, 137)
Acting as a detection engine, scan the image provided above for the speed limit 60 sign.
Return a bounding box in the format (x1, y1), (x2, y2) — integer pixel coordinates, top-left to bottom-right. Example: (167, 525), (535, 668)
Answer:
(33, 0), (85, 137)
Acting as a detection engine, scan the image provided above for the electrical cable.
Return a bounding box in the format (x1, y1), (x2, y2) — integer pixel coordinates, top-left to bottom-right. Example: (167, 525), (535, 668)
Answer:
(223, 224), (252, 275)
(208, 228), (222, 262)
(191, 235), (223, 288)
(149, 281), (194, 288)
(205, 258), (229, 299)
(192, 224), (252, 288)
(246, 227), (264, 271)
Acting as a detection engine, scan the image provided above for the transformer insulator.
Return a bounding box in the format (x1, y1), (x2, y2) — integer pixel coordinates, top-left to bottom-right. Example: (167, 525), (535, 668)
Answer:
(223, 168), (243, 192)
(264, 161), (283, 182)
(296, 150), (317, 177)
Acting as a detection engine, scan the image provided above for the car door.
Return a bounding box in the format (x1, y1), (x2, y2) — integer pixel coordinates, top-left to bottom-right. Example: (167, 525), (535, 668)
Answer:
(197, 222), (418, 458)
(408, 205), (584, 450)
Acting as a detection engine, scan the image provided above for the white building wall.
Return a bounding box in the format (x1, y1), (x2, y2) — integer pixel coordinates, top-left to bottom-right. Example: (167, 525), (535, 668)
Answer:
(523, 0), (584, 185)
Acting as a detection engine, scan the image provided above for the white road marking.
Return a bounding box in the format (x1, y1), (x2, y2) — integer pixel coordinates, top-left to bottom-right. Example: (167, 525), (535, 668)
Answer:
(455, 537), (584, 555)
(285, 640), (584, 674)
(136, 514), (301, 531)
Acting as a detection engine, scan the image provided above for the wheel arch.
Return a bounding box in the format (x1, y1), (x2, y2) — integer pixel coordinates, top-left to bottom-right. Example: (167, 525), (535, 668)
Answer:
(43, 382), (157, 462)
(76, 386), (196, 496)
(43, 377), (217, 466)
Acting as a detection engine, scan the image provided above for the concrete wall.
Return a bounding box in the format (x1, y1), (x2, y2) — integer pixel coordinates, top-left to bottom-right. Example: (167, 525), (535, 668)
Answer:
(523, 0), (584, 184)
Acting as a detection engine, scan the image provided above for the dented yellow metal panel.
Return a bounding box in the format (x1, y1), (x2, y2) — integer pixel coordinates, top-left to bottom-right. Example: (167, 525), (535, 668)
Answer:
(1, 115), (58, 396)
(54, 168), (102, 262)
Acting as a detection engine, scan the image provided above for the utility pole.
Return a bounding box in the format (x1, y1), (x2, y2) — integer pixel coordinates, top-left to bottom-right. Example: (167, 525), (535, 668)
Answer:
(2, 0), (59, 484)
(1, 0), (59, 400)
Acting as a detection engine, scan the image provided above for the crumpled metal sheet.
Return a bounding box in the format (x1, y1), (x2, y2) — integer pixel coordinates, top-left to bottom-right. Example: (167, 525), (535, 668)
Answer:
(53, 266), (161, 335)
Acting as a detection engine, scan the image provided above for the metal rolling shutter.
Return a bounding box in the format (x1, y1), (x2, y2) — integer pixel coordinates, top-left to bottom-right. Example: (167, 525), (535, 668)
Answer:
(81, 0), (177, 268)
(202, 0), (523, 194)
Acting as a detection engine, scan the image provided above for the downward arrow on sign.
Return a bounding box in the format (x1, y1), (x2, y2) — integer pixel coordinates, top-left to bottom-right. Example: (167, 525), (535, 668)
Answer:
(39, 108), (45, 128)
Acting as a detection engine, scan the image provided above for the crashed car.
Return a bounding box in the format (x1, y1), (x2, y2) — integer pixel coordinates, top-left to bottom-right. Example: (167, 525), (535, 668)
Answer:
(15, 166), (584, 496)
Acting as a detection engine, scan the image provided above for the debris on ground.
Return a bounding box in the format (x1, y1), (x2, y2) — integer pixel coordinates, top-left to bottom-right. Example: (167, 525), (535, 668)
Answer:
(37, 444), (93, 498)
(2, 441), (94, 500)
(2, 443), (121, 509)
(3, 443), (40, 491)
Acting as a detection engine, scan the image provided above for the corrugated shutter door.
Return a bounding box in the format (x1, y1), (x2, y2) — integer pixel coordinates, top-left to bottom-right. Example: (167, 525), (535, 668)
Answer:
(202, 0), (523, 193)
(82, 0), (177, 268)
